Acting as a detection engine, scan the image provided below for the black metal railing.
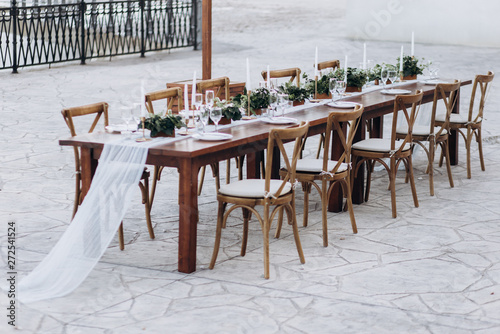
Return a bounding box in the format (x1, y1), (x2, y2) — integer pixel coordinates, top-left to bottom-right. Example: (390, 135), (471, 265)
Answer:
(0, 0), (196, 72)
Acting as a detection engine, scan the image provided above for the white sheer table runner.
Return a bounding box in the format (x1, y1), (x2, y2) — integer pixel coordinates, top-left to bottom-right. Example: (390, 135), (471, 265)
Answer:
(16, 135), (186, 303)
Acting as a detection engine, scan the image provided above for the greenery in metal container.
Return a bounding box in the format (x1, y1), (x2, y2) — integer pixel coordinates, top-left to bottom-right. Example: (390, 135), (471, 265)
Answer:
(142, 113), (185, 137)
(213, 97), (242, 121)
(333, 67), (368, 88)
(397, 55), (428, 77)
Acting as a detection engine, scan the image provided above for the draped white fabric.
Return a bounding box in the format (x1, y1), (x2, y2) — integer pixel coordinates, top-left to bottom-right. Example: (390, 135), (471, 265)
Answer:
(17, 142), (148, 303)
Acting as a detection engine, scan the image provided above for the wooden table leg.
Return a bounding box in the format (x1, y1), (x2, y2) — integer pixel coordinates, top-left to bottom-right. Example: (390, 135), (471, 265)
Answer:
(80, 147), (97, 200)
(246, 152), (261, 179)
(177, 158), (199, 273)
(351, 116), (367, 204)
(449, 88), (461, 165)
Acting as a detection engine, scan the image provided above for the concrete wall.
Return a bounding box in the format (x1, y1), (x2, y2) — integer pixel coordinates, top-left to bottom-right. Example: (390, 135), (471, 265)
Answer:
(346, 0), (500, 47)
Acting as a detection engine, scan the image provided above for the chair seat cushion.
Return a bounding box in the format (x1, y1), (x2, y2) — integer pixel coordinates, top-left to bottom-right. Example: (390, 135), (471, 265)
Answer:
(352, 138), (411, 153)
(396, 125), (447, 136)
(296, 159), (348, 173)
(218, 179), (292, 198)
(435, 113), (469, 124)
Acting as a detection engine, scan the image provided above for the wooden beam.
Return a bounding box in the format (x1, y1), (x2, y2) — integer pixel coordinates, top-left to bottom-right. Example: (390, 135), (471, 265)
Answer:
(202, 0), (212, 80)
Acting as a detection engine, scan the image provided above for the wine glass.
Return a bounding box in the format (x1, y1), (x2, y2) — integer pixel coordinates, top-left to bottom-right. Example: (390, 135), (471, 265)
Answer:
(210, 107), (222, 132)
(198, 106), (210, 133)
(120, 106), (134, 135)
(388, 70), (397, 86)
(336, 81), (346, 98)
(269, 90), (279, 117)
(205, 90), (215, 108)
(193, 93), (203, 111)
(381, 66), (389, 89)
(329, 78), (337, 101)
(278, 93), (288, 117)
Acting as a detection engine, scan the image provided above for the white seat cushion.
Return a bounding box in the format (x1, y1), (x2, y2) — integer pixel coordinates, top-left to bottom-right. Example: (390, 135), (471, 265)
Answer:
(218, 179), (292, 198)
(435, 113), (469, 124)
(396, 125), (447, 136)
(296, 159), (348, 173)
(352, 138), (411, 153)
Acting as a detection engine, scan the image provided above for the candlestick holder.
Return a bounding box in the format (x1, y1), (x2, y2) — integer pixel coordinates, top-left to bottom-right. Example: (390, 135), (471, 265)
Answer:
(136, 117), (151, 142)
(314, 75), (318, 99)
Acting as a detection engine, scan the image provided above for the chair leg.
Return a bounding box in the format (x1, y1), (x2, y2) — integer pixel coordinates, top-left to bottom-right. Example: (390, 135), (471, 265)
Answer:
(118, 222), (125, 251)
(198, 166), (206, 195)
(407, 156), (419, 208)
(302, 182), (311, 227)
(321, 179), (329, 247)
(241, 208), (251, 256)
(443, 141), (454, 188)
(343, 178), (358, 234)
(287, 204), (305, 265)
(316, 134), (325, 159)
(209, 201), (226, 269)
(428, 140), (435, 196)
(477, 128), (485, 172)
(365, 160), (373, 202)
(274, 207), (284, 239)
(263, 206), (270, 279)
(72, 175), (81, 220)
(140, 176), (155, 240)
(149, 166), (162, 210)
(390, 158), (397, 218)
(466, 128), (473, 179)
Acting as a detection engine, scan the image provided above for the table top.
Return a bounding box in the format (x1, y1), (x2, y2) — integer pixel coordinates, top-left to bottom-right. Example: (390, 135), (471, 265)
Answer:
(59, 79), (472, 164)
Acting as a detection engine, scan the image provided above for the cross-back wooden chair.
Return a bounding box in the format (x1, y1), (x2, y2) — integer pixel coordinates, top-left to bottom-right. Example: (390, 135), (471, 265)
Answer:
(282, 105), (363, 247)
(317, 59), (340, 71)
(436, 72), (494, 179)
(352, 91), (423, 218)
(144, 87), (183, 208)
(397, 81), (461, 196)
(61, 102), (154, 250)
(209, 122), (310, 279)
(196, 76), (241, 195)
(261, 67), (301, 87)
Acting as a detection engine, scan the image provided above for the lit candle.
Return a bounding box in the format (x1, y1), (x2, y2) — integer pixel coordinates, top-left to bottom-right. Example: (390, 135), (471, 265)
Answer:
(314, 46), (318, 78)
(191, 71), (196, 106)
(344, 55), (348, 82)
(400, 46), (404, 73)
(363, 43), (367, 70)
(411, 31), (414, 56)
(246, 58), (251, 91)
(267, 65), (270, 89)
(184, 83), (189, 111)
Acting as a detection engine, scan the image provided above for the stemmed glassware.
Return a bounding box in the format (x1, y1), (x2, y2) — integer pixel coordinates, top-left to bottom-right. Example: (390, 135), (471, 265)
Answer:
(120, 106), (134, 135)
(278, 93), (289, 117)
(336, 81), (346, 98)
(205, 90), (215, 108)
(210, 107), (222, 132)
(198, 106), (210, 133)
(388, 69), (398, 87)
(381, 66), (389, 89)
(329, 78), (337, 101)
(269, 90), (278, 117)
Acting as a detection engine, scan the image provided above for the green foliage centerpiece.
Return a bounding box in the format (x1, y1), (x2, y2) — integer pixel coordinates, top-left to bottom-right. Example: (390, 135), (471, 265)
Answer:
(142, 113), (185, 137)
(397, 55), (428, 80)
(213, 97), (243, 123)
(278, 82), (309, 105)
(334, 67), (368, 92)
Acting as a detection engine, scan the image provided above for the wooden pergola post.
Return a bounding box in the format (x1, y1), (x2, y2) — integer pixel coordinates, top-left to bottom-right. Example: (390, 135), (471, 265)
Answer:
(202, 0), (212, 80)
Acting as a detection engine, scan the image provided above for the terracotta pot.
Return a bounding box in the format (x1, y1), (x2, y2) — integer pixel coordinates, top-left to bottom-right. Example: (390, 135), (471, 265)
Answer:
(292, 100), (305, 106)
(315, 93), (331, 99)
(403, 74), (417, 81)
(374, 79), (380, 85)
(251, 108), (265, 116)
(345, 86), (362, 93)
(151, 131), (175, 138)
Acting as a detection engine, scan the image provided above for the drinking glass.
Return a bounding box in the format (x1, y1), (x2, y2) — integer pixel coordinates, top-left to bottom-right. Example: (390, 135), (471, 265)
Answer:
(329, 78), (337, 101)
(269, 78), (278, 91)
(120, 106), (134, 134)
(381, 66), (389, 89)
(269, 90), (279, 117)
(198, 106), (210, 133)
(193, 93), (203, 111)
(336, 81), (346, 98)
(210, 107), (222, 132)
(388, 70), (397, 86)
(278, 93), (288, 116)
(205, 90), (215, 108)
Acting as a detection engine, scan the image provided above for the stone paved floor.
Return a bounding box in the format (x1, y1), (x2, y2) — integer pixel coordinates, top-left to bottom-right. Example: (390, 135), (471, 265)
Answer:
(1, 1), (500, 333)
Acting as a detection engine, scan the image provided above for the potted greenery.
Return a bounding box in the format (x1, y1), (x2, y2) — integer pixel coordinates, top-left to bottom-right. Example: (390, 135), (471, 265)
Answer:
(213, 97), (243, 124)
(278, 82), (309, 105)
(334, 68), (368, 92)
(303, 72), (334, 99)
(397, 55), (428, 80)
(142, 113), (185, 137)
(232, 87), (270, 115)
(368, 64), (382, 85)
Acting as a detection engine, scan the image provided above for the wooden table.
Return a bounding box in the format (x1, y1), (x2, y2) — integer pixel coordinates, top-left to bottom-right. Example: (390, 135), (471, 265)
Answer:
(59, 79), (470, 274)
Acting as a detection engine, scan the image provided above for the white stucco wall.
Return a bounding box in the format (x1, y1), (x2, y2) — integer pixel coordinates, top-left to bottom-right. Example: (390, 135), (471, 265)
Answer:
(346, 0), (500, 47)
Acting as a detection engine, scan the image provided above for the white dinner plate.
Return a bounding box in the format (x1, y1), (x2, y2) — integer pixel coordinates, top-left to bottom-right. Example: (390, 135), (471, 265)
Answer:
(192, 132), (233, 141)
(421, 79), (449, 85)
(105, 124), (136, 134)
(260, 117), (298, 125)
(327, 101), (360, 109)
(380, 89), (412, 95)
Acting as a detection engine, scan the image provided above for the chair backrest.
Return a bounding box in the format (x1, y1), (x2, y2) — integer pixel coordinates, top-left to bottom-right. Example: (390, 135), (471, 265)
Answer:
(261, 67), (301, 86)
(430, 80), (461, 137)
(322, 104), (364, 173)
(265, 121), (310, 199)
(145, 87), (183, 115)
(196, 76), (230, 103)
(468, 71), (494, 123)
(317, 60), (340, 71)
(390, 91), (424, 153)
(61, 102), (109, 173)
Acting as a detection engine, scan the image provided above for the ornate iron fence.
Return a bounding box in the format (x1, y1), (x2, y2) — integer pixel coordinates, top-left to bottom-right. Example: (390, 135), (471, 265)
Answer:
(0, 0), (197, 72)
